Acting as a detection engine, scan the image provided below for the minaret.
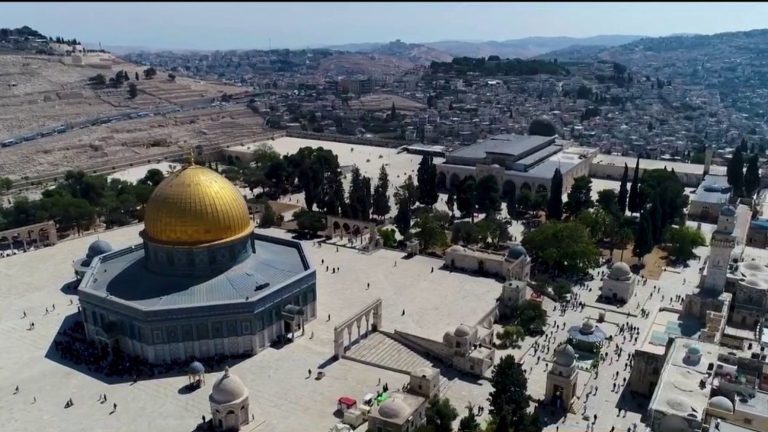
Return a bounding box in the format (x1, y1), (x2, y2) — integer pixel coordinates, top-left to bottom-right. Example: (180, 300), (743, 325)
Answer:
(703, 206), (736, 292)
(703, 146), (714, 177)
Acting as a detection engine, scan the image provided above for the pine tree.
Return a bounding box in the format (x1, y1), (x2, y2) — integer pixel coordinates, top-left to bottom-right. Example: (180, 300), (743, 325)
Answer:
(727, 148), (746, 198)
(628, 157), (641, 213)
(633, 211), (654, 263)
(546, 168), (563, 220)
(371, 165), (391, 220)
(456, 177), (477, 223)
(347, 167), (372, 220)
(417, 155), (438, 207)
(617, 163), (629, 214)
(745, 153), (760, 197)
(393, 195), (411, 237)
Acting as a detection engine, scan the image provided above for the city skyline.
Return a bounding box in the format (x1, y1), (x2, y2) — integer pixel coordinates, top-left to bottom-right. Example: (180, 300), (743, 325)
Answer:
(1, 2), (767, 51)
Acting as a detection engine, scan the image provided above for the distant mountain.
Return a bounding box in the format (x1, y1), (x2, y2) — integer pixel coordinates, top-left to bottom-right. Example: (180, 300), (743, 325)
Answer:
(325, 39), (452, 64)
(423, 35), (645, 59)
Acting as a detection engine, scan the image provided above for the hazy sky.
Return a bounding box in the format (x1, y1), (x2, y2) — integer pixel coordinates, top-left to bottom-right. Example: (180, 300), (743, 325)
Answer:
(2, 2), (767, 50)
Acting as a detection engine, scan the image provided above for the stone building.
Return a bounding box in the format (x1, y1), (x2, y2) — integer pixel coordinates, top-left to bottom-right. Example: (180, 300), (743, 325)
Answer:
(599, 261), (636, 303)
(687, 175), (731, 223)
(76, 163), (317, 363)
(444, 244), (530, 281)
(209, 367), (250, 431)
(367, 367), (440, 432)
(545, 343), (578, 410)
(436, 134), (595, 198)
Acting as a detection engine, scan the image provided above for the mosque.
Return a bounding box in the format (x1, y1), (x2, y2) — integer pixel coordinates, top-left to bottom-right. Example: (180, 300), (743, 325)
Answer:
(75, 162), (317, 364)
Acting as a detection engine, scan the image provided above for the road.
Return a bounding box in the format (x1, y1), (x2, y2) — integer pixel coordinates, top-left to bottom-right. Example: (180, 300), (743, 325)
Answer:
(0, 96), (250, 147)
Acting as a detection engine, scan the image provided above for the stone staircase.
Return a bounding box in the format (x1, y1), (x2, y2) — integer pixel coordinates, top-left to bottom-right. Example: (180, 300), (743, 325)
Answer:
(344, 332), (435, 375)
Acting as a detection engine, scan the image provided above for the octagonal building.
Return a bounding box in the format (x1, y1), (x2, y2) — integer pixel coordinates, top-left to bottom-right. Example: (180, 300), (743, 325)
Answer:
(77, 163), (317, 363)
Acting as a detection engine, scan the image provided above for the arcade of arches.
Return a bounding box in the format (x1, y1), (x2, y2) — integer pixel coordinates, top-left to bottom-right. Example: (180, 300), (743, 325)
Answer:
(0, 221), (58, 251)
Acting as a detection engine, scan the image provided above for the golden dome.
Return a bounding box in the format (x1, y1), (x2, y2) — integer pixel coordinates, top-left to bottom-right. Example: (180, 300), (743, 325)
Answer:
(143, 165), (253, 246)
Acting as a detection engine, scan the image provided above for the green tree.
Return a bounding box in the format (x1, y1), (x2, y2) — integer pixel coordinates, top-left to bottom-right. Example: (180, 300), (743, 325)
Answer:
(744, 153), (760, 197)
(318, 171), (346, 217)
(617, 163), (629, 214)
(138, 168), (165, 187)
(425, 396), (459, 432)
(251, 143), (281, 167)
(475, 175), (501, 218)
(563, 176), (593, 217)
(451, 221), (479, 245)
(393, 195), (411, 237)
(458, 404), (481, 432)
(577, 207), (614, 242)
(488, 355), (530, 427)
(521, 221), (600, 276)
(456, 177), (477, 222)
(497, 325), (525, 349)
(347, 167), (372, 220)
(396, 175), (419, 209)
(293, 209), (326, 237)
(390, 102), (397, 120)
(259, 202), (279, 227)
(546, 168), (563, 220)
(596, 188), (620, 219)
(628, 157), (641, 213)
(0, 177), (13, 192)
(414, 214), (449, 251)
(88, 73), (106, 86)
(378, 227), (397, 248)
(552, 281), (572, 301)
(633, 211), (654, 262)
(417, 155), (438, 207)
(143, 67), (157, 79)
(528, 118), (557, 137)
(371, 165), (391, 220)
(134, 71), (140, 81)
(664, 225), (706, 262)
(727, 148), (745, 197)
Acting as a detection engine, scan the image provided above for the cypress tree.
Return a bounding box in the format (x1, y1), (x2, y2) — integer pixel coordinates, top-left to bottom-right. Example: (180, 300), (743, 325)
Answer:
(633, 211), (654, 262)
(727, 149), (745, 198)
(628, 157), (641, 213)
(617, 163), (629, 214)
(546, 168), (563, 220)
(506, 186), (517, 221)
(744, 153), (760, 197)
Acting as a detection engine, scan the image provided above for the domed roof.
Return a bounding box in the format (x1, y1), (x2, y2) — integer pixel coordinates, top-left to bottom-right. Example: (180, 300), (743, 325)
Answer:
(708, 396), (734, 413)
(686, 345), (701, 356)
(454, 324), (472, 338)
(86, 239), (113, 259)
(210, 367), (248, 405)
(143, 165), (253, 246)
(580, 319), (595, 335)
(608, 262), (631, 281)
(720, 206), (736, 217)
(553, 343), (576, 367)
(506, 245), (527, 260)
(412, 367), (436, 378)
(377, 398), (410, 420)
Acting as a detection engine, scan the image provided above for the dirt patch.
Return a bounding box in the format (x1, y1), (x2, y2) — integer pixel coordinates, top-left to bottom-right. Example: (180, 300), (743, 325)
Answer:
(601, 244), (665, 280)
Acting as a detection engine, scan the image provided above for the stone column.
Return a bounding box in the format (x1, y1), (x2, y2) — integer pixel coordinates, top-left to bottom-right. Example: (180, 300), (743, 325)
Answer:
(334, 328), (344, 359)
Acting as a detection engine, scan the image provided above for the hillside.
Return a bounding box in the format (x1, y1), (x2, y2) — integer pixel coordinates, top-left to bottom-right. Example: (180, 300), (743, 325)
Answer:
(423, 35), (644, 59)
(326, 40), (452, 64)
(589, 29), (768, 122)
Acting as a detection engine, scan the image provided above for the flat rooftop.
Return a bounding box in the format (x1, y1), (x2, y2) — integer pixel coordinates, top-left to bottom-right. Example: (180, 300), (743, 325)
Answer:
(448, 134), (554, 160)
(638, 309), (702, 356)
(593, 154), (727, 176)
(691, 175), (731, 205)
(79, 237), (308, 311)
(649, 338), (719, 418)
(735, 390), (768, 417)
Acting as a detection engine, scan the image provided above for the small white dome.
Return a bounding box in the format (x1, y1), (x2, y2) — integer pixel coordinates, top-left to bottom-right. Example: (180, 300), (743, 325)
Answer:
(608, 262), (631, 281)
(454, 324), (472, 338)
(412, 367), (436, 379)
(377, 398), (410, 420)
(210, 367), (248, 405)
(553, 343), (576, 367)
(708, 396), (734, 413)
